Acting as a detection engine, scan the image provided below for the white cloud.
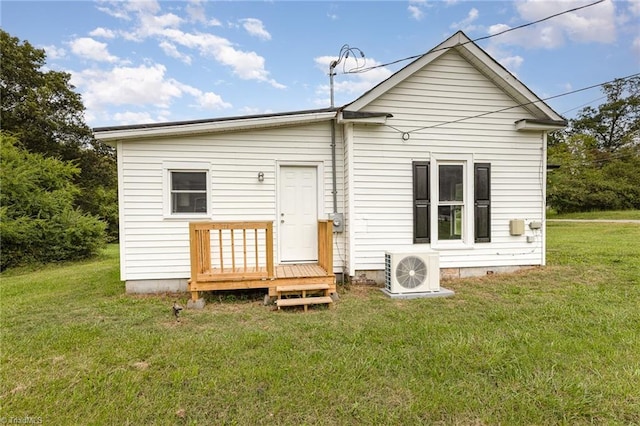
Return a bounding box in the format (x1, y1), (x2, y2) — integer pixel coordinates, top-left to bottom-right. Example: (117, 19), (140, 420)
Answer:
(193, 91), (232, 109)
(488, 23), (511, 36)
(498, 55), (524, 71)
(89, 27), (116, 39)
(159, 41), (192, 64)
(42, 45), (66, 60)
(408, 5), (425, 21)
(450, 7), (479, 32)
(153, 29), (285, 88)
(123, 12), (183, 41)
(105, 1), (283, 88)
(69, 37), (119, 62)
(186, 0), (206, 24)
(630, 0), (640, 16)
(490, 0), (617, 49)
(408, 0), (430, 20)
(72, 64), (180, 109)
(96, 0), (161, 20)
(484, 44), (525, 74)
(633, 36), (640, 57)
(71, 63), (231, 116)
(184, 0), (221, 26)
(241, 18), (271, 41)
(113, 111), (156, 125)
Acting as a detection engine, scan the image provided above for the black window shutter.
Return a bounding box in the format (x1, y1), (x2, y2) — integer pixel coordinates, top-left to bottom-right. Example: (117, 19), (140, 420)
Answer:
(413, 161), (430, 243)
(474, 163), (491, 243)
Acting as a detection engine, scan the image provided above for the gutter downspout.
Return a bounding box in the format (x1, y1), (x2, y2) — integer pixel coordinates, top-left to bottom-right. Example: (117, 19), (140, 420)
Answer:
(330, 116), (338, 214)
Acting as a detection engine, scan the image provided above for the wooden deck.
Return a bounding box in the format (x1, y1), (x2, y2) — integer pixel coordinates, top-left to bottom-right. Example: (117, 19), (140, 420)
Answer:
(188, 221), (335, 301)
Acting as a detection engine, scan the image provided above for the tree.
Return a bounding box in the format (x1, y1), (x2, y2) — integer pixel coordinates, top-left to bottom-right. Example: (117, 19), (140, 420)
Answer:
(547, 76), (640, 213)
(570, 76), (640, 152)
(0, 29), (118, 239)
(0, 134), (106, 270)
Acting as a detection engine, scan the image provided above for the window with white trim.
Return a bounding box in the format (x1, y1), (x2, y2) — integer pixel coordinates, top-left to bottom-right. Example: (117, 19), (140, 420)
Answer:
(163, 162), (210, 217)
(170, 171), (207, 213)
(437, 163), (464, 240)
(413, 159), (491, 245)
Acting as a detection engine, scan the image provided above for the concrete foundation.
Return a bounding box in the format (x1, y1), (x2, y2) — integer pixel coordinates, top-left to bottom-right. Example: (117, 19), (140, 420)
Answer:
(123, 265), (538, 295)
(380, 287), (455, 299)
(187, 298), (206, 309)
(125, 279), (188, 294)
(355, 265), (538, 285)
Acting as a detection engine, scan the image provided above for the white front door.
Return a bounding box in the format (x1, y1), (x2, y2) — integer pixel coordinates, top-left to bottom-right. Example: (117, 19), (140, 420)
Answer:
(279, 166), (318, 262)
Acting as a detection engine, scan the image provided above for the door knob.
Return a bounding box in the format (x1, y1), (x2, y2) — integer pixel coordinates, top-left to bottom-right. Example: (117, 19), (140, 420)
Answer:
(281, 220), (285, 223)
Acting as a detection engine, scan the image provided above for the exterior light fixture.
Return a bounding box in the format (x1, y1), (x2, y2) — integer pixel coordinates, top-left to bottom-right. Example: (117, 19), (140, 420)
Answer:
(258, 172), (264, 182)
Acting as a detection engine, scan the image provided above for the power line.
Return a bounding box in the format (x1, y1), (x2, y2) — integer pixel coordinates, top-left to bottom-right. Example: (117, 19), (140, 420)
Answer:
(343, 0), (605, 75)
(385, 73), (640, 136)
(561, 95), (607, 115)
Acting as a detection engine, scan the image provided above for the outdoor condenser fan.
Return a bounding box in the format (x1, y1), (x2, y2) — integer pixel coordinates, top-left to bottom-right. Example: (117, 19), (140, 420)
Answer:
(395, 255), (428, 289)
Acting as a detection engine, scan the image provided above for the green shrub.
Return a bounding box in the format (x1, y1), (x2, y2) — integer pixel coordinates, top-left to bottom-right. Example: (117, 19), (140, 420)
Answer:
(0, 134), (106, 269)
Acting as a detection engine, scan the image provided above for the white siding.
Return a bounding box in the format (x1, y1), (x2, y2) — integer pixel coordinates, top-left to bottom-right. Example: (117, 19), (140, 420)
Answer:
(349, 50), (547, 271)
(118, 121), (345, 281)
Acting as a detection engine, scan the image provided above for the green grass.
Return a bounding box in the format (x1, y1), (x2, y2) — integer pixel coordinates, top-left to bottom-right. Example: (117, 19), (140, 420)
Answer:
(547, 209), (640, 220)
(2, 223), (640, 425)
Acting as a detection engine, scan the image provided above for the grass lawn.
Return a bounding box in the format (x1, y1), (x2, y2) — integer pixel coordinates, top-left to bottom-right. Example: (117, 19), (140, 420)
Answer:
(1, 222), (639, 424)
(547, 209), (640, 220)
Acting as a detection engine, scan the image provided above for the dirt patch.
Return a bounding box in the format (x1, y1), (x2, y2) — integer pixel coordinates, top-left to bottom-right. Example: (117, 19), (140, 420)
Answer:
(132, 361), (149, 370)
(340, 284), (382, 299)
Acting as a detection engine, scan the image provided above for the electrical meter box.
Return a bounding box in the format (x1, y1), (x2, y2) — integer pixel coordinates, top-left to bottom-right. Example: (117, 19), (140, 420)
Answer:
(509, 219), (525, 236)
(529, 221), (542, 230)
(329, 213), (344, 233)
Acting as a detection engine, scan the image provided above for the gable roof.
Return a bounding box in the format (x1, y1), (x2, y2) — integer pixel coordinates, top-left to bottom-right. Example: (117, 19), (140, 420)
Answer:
(343, 31), (566, 126)
(94, 31), (566, 143)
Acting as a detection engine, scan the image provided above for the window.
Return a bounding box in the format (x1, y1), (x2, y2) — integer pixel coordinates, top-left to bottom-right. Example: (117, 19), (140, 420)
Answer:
(413, 160), (490, 244)
(438, 164), (464, 240)
(171, 171), (207, 213)
(163, 162), (210, 217)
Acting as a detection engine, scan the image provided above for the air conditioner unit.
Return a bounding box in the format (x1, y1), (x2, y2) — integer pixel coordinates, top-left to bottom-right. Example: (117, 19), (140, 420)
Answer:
(385, 251), (440, 294)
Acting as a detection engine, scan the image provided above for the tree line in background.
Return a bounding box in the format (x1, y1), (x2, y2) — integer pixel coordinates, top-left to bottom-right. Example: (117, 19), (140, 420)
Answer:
(547, 76), (640, 213)
(1, 29), (638, 269)
(1, 29), (116, 270)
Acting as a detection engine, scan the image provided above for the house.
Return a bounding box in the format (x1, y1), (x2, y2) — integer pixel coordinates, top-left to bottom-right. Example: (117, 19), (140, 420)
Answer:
(94, 31), (566, 295)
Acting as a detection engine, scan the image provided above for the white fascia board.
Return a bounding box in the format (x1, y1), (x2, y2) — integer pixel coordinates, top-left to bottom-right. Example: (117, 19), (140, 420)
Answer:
(95, 111), (336, 144)
(515, 120), (567, 131)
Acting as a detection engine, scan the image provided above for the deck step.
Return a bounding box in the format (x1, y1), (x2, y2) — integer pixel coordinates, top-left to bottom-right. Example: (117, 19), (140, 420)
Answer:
(276, 296), (333, 308)
(276, 283), (330, 293)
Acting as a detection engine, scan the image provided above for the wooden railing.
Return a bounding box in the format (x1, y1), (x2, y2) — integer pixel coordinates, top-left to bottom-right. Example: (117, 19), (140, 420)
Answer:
(189, 221), (274, 283)
(317, 220), (333, 276)
(189, 220), (334, 293)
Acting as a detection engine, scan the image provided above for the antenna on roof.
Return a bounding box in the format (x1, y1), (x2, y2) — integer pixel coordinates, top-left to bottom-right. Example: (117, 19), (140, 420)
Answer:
(329, 44), (365, 108)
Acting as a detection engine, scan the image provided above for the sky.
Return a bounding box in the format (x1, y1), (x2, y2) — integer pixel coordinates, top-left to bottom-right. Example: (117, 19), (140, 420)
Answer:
(2, 0), (639, 128)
